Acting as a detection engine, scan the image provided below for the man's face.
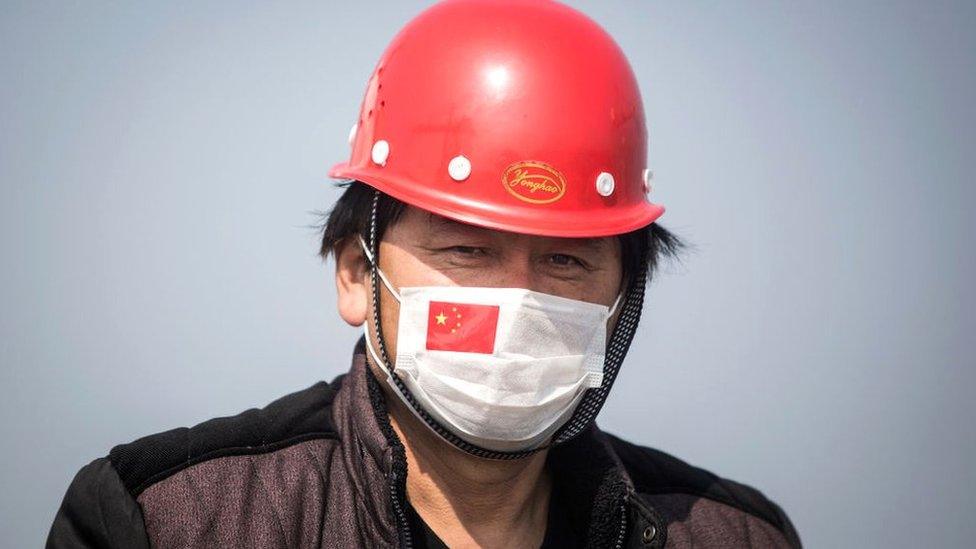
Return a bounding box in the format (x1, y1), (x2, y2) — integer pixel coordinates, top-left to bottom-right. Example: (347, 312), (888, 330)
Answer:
(337, 204), (623, 364)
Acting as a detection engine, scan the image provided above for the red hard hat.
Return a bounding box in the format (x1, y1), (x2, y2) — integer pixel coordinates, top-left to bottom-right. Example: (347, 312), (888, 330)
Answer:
(329, 0), (664, 238)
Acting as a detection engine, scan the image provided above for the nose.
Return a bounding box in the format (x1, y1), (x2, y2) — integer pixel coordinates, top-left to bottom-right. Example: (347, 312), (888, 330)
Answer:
(494, 258), (531, 288)
(486, 243), (548, 294)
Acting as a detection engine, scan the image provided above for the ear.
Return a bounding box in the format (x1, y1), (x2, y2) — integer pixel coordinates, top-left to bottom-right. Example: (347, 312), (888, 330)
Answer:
(335, 235), (369, 327)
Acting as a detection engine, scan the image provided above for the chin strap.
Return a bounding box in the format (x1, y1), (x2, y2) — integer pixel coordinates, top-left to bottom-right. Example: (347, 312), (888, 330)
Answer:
(362, 190), (647, 459)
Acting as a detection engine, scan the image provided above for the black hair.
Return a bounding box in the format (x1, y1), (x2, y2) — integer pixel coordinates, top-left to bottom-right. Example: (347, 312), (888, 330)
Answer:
(315, 180), (685, 284)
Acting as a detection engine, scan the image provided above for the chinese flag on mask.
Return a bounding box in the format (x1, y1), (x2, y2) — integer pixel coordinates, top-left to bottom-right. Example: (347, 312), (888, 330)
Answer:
(426, 301), (500, 354)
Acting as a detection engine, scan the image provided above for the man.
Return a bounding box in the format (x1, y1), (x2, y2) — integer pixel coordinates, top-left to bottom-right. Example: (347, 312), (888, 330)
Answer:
(48, 0), (800, 547)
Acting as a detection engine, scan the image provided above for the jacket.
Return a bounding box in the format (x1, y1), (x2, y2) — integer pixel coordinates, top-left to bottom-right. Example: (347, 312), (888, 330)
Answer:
(47, 339), (801, 548)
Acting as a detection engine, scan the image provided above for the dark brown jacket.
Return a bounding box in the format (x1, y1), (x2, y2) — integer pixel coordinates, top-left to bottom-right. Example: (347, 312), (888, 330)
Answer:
(48, 340), (800, 548)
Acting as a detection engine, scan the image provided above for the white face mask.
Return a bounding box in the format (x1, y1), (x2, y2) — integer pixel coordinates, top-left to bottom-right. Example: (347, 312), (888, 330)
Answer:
(359, 237), (620, 453)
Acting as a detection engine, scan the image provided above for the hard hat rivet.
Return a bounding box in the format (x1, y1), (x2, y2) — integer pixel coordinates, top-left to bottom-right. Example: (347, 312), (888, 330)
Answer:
(596, 172), (615, 197)
(348, 123), (358, 146)
(642, 168), (653, 194)
(371, 140), (390, 166)
(448, 155), (472, 181)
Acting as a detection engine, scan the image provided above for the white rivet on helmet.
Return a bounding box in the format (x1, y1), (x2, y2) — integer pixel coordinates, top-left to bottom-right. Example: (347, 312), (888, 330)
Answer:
(371, 140), (390, 166)
(596, 172), (615, 197)
(448, 155), (472, 181)
(348, 123), (358, 146)
(642, 168), (653, 194)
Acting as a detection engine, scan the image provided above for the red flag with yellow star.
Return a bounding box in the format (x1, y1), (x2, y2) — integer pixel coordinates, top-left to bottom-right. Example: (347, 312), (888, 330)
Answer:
(426, 301), (500, 354)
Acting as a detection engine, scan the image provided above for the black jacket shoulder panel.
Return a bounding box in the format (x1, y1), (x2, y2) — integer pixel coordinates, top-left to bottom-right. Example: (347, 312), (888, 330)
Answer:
(109, 376), (344, 497)
(47, 457), (150, 549)
(605, 432), (800, 546)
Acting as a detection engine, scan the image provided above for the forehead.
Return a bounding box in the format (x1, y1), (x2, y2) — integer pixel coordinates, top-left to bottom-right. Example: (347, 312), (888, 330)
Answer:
(391, 205), (618, 253)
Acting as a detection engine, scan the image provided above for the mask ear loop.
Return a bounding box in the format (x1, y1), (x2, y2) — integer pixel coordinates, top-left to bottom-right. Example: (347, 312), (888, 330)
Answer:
(359, 230), (401, 379)
(357, 235), (401, 302)
(366, 191), (396, 376)
(607, 292), (624, 318)
(551, 241), (649, 447)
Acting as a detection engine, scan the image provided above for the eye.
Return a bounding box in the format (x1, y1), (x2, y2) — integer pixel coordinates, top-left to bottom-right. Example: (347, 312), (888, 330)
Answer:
(449, 246), (488, 257)
(547, 253), (586, 268)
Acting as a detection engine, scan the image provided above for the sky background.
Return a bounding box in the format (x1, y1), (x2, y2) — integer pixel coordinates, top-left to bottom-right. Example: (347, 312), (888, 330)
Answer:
(2, 1), (974, 547)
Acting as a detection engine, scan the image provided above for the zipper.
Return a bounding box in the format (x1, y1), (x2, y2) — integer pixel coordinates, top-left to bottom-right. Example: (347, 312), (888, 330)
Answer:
(613, 495), (628, 549)
(620, 489), (666, 548)
(389, 467), (413, 548)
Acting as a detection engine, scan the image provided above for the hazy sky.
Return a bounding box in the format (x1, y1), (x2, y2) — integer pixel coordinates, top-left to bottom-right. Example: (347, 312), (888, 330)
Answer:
(2, 1), (974, 547)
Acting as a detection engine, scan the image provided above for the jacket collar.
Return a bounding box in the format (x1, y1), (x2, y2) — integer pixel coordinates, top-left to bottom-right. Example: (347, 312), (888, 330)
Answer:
(331, 338), (407, 546)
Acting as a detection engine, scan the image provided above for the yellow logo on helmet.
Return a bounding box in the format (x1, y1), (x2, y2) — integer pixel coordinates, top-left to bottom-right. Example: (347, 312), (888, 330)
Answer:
(503, 161), (566, 205)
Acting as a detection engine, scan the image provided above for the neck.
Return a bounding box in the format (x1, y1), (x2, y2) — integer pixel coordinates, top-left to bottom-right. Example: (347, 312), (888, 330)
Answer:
(386, 393), (552, 548)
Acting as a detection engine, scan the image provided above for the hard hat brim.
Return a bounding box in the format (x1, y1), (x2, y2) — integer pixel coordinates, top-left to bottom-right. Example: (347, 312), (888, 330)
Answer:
(329, 162), (665, 239)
